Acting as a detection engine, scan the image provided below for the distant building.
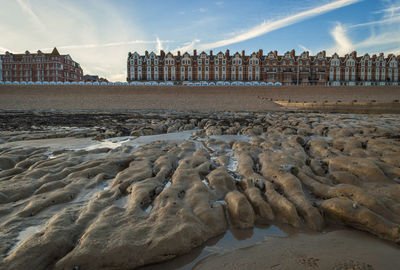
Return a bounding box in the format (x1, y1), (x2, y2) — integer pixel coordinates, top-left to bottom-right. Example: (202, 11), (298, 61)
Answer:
(127, 50), (399, 86)
(83, 74), (109, 83)
(1, 47), (83, 82)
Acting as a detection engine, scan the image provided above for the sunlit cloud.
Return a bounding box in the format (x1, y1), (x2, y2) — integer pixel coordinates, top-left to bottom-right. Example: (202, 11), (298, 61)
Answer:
(196, 0), (361, 50)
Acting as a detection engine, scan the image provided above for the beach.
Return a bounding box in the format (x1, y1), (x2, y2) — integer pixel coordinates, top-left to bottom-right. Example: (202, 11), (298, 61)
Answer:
(0, 86), (400, 270)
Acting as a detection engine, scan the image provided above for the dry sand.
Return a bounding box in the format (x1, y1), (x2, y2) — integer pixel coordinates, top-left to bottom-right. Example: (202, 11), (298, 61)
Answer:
(0, 85), (399, 112)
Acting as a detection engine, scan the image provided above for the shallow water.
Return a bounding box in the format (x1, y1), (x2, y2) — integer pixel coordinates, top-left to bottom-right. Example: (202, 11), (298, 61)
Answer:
(139, 224), (290, 270)
(7, 225), (42, 256)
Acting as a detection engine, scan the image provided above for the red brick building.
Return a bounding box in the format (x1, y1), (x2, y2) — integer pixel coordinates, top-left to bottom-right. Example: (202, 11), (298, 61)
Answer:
(127, 50), (399, 86)
(1, 48), (83, 82)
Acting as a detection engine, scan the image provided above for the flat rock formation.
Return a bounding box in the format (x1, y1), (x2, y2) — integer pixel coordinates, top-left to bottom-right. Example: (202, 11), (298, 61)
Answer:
(0, 111), (399, 269)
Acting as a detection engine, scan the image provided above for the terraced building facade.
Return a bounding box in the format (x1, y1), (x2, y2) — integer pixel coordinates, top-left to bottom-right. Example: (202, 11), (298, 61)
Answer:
(127, 50), (399, 86)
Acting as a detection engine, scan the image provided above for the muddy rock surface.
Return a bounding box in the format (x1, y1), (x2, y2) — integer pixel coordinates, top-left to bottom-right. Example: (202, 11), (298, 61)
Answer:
(0, 111), (400, 269)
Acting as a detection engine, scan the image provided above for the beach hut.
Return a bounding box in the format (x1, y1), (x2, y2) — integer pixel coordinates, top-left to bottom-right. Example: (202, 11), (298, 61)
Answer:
(115, 82), (122, 86)
(28, 81), (35, 85)
(100, 82), (107, 86)
(64, 82), (71, 85)
(202, 82), (208, 86)
(0, 81), (4, 85)
(188, 82), (194, 86)
(108, 82), (114, 86)
(93, 82), (99, 86)
(245, 82), (251, 86)
(209, 82), (215, 86)
(5, 81), (12, 85)
(267, 82), (274, 86)
(122, 82), (128, 86)
(238, 82), (244, 86)
(57, 81), (63, 85)
(224, 82), (230, 86)
(144, 82), (151, 86)
(78, 81), (85, 85)
(12, 81), (19, 85)
(159, 82), (166, 86)
(85, 82), (93, 85)
(231, 82), (238, 86)
(275, 82), (282, 86)
(195, 82), (201, 86)
(151, 82), (158, 86)
(50, 81), (56, 85)
(167, 82), (174, 86)
(253, 82), (260, 86)
(71, 82), (77, 85)
(216, 81), (223, 86)
(260, 82), (267, 86)
(20, 82), (27, 85)
(129, 82), (137, 86)
(137, 82), (144, 86)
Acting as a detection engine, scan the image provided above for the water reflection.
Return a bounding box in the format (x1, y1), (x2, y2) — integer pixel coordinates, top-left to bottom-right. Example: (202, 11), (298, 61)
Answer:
(138, 223), (290, 270)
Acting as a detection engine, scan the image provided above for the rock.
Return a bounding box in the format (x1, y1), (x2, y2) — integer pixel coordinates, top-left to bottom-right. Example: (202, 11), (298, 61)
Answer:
(225, 191), (255, 229)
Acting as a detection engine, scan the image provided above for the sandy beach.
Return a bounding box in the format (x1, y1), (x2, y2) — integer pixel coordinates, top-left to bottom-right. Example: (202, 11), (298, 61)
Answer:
(0, 87), (400, 270)
(0, 85), (399, 112)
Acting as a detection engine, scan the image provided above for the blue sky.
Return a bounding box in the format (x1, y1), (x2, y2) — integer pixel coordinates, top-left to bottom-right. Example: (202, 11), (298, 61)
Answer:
(1, 0), (399, 81)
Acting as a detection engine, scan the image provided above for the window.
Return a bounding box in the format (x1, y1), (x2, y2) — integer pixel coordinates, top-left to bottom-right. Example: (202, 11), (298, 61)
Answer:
(233, 60), (236, 65)
(215, 59), (219, 65)
(147, 60), (151, 65)
(250, 60), (253, 65)
(205, 60), (209, 64)
(181, 67), (184, 72)
(222, 66), (225, 71)
(215, 66), (219, 71)
(182, 60), (185, 65)
(171, 60), (174, 65)
(198, 66), (201, 71)
(198, 59), (201, 65)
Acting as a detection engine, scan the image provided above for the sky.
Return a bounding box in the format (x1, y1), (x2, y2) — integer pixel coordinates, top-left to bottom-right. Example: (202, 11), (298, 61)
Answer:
(1, 0), (400, 81)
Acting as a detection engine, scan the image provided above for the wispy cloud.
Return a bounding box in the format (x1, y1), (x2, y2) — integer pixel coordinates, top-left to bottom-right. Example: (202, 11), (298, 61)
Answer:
(327, 1), (400, 55)
(15, 0), (45, 30)
(298, 44), (312, 54)
(196, 0), (361, 50)
(172, 39), (200, 54)
(0, 46), (10, 53)
(215, 1), (224, 6)
(156, 37), (163, 53)
(328, 23), (354, 54)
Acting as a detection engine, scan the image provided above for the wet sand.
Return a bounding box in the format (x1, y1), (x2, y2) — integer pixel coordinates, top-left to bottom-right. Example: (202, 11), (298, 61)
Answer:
(1, 111), (400, 270)
(0, 85), (399, 112)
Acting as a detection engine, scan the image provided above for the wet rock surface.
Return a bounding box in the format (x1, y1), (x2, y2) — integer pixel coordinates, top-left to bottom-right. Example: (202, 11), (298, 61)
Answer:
(0, 111), (400, 269)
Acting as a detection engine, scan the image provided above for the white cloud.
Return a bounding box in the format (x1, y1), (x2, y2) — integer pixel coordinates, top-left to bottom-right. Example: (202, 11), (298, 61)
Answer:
(196, 0), (361, 50)
(327, 1), (400, 55)
(156, 37), (164, 53)
(298, 44), (312, 54)
(172, 39), (200, 54)
(15, 0), (45, 30)
(215, 1), (224, 6)
(328, 23), (354, 55)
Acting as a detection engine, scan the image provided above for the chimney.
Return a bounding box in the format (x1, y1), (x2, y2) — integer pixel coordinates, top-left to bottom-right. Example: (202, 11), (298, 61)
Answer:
(225, 49), (230, 57)
(160, 49), (164, 56)
(193, 49), (197, 57)
(290, 49), (295, 56)
(242, 50), (245, 57)
(178, 51), (181, 57)
(322, 50), (326, 57)
(210, 50), (213, 56)
(274, 50), (278, 57)
(352, 51), (357, 57)
(258, 49), (263, 57)
(145, 50), (149, 56)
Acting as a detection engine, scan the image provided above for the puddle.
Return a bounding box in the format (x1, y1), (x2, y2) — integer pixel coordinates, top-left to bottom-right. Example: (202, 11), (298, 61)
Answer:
(7, 225), (42, 256)
(138, 224), (289, 270)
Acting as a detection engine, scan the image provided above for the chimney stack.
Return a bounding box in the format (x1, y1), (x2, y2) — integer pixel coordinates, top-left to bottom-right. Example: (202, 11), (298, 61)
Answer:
(160, 50), (165, 58)
(178, 51), (181, 57)
(225, 49), (230, 57)
(242, 50), (245, 57)
(258, 49), (263, 58)
(322, 50), (326, 57)
(290, 49), (295, 56)
(210, 50), (213, 56)
(194, 49), (197, 57)
(274, 50), (278, 57)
